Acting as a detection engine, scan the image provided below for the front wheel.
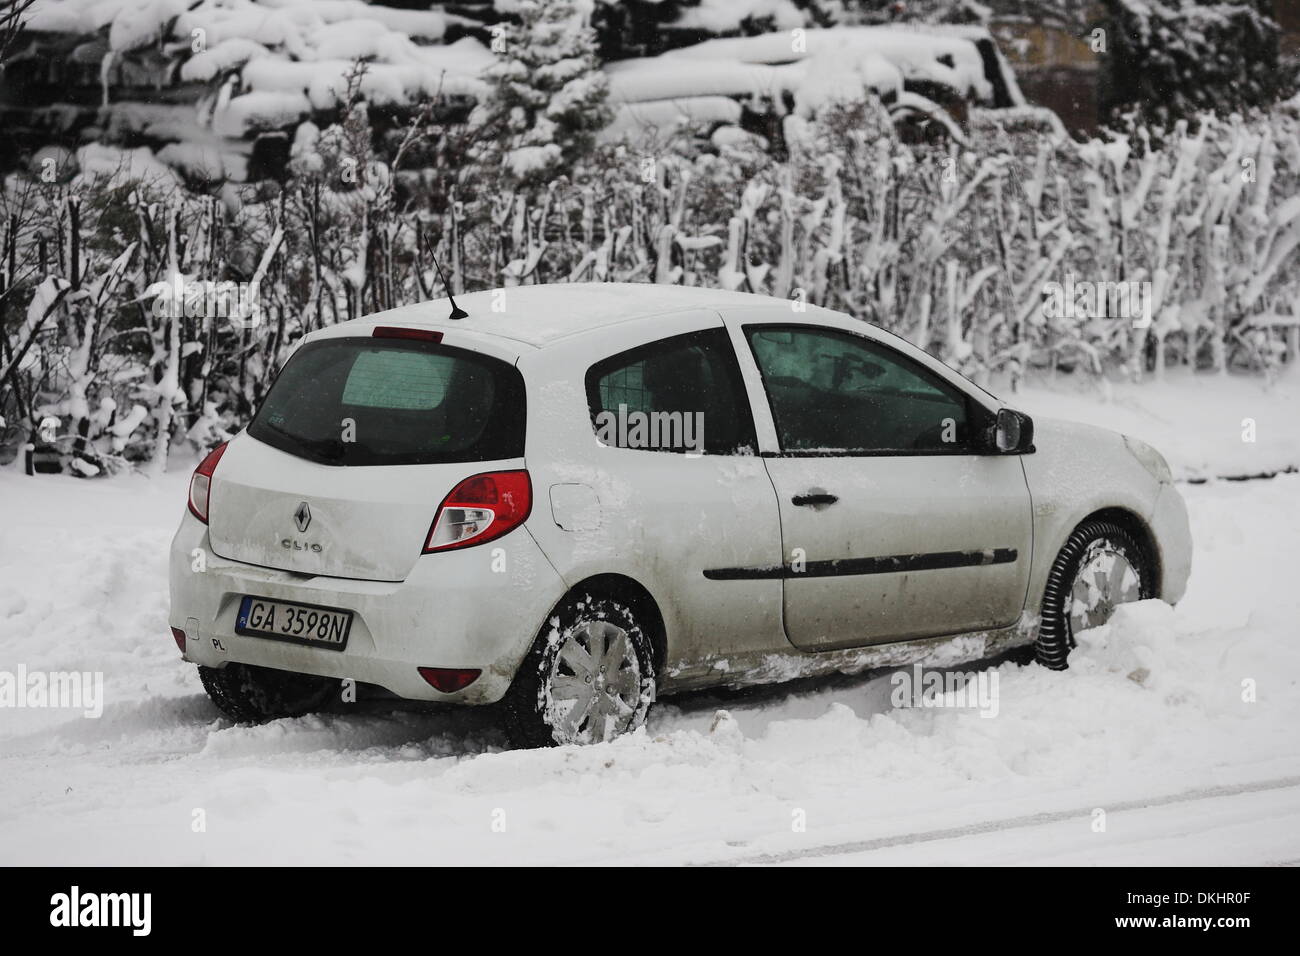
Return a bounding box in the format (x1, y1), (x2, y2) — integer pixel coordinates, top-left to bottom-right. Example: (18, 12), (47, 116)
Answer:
(502, 593), (657, 748)
(1036, 519), (1153, 669)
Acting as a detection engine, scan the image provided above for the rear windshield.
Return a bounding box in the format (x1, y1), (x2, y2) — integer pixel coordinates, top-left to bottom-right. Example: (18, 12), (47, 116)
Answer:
(248, 338), (525, 466)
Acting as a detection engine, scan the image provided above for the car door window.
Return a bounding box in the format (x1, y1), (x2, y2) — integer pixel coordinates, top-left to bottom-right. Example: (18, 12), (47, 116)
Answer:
(745, 325), (972, 454)
(586, 328), (756, 455)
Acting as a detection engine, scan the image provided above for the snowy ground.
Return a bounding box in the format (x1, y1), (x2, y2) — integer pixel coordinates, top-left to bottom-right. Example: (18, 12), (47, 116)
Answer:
(1, 376), (1298, 865)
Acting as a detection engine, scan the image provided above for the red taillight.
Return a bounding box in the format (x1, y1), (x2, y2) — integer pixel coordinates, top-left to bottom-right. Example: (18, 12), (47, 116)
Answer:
(423, 470), (532, 553)
(170, 626), (187, 652)
(373, 326), (443, 342)
(418, 667), (481, 693)
(187, 441), (228, 524)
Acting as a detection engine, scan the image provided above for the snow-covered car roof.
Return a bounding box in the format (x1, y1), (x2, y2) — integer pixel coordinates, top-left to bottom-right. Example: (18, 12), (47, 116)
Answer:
(333, 282), (807, 349)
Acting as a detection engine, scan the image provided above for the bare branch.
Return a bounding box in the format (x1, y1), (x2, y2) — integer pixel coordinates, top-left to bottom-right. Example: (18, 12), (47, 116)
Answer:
(0, 0), (38, 71)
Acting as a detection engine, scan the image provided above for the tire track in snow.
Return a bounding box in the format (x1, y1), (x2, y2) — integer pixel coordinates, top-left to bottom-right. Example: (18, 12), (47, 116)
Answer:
(697, 775), (1300, 866)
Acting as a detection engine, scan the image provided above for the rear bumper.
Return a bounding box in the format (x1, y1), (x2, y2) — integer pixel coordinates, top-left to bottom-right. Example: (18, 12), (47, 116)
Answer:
(1150, 482), (1193, 605)
(168, 512), (567, 704)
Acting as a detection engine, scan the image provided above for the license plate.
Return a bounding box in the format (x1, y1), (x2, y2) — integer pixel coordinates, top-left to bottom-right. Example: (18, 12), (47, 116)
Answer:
(235, 596), (353, 650)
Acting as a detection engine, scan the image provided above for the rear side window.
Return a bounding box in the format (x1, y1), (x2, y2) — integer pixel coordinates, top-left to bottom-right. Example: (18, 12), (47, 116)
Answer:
(249, 338), (525, 466)
(585, 328), (756, 455)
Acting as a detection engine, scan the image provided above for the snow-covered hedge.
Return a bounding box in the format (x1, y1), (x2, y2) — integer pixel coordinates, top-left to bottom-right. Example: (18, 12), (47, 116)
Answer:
(1101, 0), (1283, 126)
(2, 95), (1299, 473)
(5, 0), (1027, 189)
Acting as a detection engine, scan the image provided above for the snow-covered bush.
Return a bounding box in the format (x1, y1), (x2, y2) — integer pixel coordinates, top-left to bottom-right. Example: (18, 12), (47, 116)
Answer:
(1101, 0), (1284, 126)
(3, 94), (1299, 473)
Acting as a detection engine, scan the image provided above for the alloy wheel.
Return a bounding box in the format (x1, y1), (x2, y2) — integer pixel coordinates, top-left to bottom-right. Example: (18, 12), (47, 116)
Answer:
(546, 620), (644, 744)
(1068, 540), (1144, 637)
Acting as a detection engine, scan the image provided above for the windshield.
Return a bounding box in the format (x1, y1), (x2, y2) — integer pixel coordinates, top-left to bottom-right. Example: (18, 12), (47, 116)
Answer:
(248, 337), (525, 466)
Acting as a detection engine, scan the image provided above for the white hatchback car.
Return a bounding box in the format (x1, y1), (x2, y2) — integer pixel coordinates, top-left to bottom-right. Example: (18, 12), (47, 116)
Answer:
(170, 283), (1192, 747)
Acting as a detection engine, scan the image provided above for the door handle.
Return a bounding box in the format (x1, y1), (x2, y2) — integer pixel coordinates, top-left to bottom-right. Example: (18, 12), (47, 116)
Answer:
(792, 492), (838, 507)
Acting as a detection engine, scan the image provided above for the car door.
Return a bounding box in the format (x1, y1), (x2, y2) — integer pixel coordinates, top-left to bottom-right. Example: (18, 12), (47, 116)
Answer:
(723, 312), (1033, 651)
(522, 313), (788, 676)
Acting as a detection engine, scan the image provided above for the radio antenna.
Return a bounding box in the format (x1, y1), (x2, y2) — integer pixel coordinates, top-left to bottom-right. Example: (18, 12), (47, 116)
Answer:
(428, 240), (467, 320)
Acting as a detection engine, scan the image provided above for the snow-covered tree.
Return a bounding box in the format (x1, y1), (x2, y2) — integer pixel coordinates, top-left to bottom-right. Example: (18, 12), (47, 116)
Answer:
(479, 0), (613, 186)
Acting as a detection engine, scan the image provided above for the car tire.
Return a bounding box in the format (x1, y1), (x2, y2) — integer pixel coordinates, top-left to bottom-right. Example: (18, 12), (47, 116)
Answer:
(502, 592), (657, 748)
(198, 662), (337, 723)
(1036, 519), (1154, 670)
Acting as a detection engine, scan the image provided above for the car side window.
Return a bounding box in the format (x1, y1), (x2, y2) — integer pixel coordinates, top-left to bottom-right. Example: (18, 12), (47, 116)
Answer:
(745, 325), (972, 454)
(586, 328), (757, 455)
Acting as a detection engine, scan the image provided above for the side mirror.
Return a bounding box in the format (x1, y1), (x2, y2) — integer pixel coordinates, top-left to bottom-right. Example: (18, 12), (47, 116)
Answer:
(994, 408), (1034, 454)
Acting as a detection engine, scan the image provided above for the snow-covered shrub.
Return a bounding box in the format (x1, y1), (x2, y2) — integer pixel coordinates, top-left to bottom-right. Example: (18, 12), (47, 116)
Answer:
(3, 93), (1300, 473)
(1101, 0), (1285, 127)
(0, 158), (264, 473)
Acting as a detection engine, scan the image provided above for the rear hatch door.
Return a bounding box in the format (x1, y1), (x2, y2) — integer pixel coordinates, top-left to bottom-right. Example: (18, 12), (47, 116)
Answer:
(207, 332), (526, 582)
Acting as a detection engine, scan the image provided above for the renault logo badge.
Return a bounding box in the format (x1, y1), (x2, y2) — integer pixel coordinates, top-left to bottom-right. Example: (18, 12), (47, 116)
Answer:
(294, 501), (312, 533)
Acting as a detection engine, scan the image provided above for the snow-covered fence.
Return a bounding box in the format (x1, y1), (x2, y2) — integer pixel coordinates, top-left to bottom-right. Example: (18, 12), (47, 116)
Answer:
(2, 98), (1299, 473)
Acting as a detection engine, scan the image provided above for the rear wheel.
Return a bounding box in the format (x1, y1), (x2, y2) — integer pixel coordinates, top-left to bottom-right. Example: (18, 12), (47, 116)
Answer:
(198, 662), (337, 723)
(1036, 519), (1153, 669)
(502, 593), (656, 748)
